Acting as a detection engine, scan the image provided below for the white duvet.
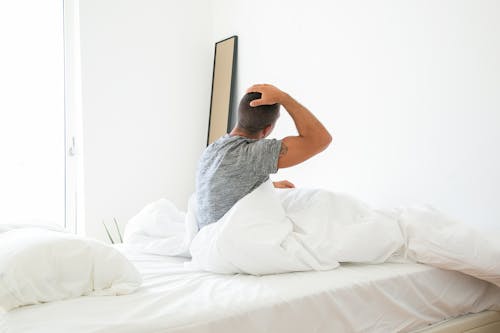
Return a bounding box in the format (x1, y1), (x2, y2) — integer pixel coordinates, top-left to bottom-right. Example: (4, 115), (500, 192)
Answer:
(124, 180), (500, 286)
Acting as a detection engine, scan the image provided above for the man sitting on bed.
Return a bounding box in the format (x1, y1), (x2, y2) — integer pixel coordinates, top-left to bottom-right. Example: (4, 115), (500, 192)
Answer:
(195, 84), (332, 230)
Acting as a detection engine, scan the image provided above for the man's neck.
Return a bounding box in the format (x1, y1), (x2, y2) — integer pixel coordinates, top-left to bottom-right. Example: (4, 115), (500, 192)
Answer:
(229, 127), (261, 140)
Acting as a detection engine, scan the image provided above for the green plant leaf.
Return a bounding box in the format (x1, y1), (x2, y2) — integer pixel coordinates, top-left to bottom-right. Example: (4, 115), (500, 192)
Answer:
(113, 217), (123, 243)
(102, 220), (115, 244)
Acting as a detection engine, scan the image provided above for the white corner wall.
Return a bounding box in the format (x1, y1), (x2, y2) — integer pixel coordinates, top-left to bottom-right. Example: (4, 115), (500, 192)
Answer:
(79, 0), (499, 241)
(212, 0), (500, 228)
(79, 0), (212, 240)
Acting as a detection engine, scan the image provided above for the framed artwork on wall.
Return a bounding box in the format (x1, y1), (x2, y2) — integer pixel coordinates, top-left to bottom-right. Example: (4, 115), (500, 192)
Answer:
(207, 35), (238, 145)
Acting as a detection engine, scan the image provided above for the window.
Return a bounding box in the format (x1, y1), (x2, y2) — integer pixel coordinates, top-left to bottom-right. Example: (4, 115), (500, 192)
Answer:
(0, 1), (69, 227)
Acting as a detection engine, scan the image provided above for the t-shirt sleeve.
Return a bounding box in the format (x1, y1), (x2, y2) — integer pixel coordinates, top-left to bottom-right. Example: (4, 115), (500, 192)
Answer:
(245, 139), (282, 175)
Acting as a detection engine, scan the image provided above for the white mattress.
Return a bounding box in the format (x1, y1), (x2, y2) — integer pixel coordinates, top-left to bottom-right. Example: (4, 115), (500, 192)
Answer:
(2, 247), (500, 333)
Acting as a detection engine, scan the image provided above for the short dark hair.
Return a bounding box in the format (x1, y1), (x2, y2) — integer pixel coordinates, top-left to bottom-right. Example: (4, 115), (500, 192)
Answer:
(237, 92), (280, 135)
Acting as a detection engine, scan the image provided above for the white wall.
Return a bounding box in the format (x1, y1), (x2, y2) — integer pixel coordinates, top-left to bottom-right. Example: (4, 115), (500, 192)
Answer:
(212, 0), (500, 228)
(79, 0), (499, 240)
(79, 0), (212, 240)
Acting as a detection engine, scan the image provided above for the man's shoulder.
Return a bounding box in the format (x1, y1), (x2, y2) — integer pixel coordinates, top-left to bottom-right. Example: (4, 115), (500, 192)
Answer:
(207, 136), (281, 158)
(218, 134), (256, 144)
(206, 135), (255, 153)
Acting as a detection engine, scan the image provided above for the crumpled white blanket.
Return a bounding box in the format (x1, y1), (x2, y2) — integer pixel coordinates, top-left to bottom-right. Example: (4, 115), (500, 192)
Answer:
(124, 180), (500, 287)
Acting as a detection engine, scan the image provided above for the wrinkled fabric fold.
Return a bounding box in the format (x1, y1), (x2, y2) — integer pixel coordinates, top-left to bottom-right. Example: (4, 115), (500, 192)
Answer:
(124, 180), (500, 286)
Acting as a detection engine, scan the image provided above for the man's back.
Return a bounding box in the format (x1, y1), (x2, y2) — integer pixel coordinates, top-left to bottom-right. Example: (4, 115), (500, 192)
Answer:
(195, 84), (332, 230)
(195, 134), (281, 229)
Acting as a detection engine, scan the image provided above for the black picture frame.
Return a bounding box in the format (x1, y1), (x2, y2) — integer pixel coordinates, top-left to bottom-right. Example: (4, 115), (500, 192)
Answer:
(206, 35), (238, 146)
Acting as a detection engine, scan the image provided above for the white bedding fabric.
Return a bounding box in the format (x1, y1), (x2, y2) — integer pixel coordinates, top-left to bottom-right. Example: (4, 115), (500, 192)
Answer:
(0, 228), (142, 312)
(124, 180), (500, 287)
(2, 248), (499, 333)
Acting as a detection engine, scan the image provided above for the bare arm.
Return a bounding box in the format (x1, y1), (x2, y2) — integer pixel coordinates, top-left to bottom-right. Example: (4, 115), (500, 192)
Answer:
(272, 180), (295, 188)
(247, 84), (332, 168)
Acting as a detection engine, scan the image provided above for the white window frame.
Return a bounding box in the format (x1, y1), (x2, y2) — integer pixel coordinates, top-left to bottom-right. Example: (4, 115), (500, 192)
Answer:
(64, 0), (85, 234)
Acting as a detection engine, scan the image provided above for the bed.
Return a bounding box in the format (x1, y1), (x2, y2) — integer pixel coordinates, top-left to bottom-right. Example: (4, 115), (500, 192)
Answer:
(2, 245), (499, 333)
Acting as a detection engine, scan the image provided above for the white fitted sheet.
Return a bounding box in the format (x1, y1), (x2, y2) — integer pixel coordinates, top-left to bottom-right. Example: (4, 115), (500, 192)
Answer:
(2, 247), (500, 333)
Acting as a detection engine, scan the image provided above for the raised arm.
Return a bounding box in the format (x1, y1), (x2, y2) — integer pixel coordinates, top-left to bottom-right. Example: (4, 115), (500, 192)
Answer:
(247, 84), (332, 168)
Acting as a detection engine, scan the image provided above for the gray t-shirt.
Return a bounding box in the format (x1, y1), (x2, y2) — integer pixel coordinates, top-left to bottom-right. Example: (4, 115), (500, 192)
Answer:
(195, 134), (282, 229)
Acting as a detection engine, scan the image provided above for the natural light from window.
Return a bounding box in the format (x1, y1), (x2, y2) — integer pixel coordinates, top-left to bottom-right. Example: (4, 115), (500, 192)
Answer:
(0, 1), (65, 226)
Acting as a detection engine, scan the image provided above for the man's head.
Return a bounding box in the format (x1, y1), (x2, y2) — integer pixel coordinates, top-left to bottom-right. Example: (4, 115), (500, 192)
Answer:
(236, 92), (280, 138)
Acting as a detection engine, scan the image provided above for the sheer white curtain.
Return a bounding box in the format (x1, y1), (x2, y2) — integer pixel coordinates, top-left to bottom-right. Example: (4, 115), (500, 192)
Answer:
(0, 1), (65, 226)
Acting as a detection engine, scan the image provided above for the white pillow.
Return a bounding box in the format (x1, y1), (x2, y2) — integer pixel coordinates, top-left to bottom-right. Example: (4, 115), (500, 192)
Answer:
(0, 228), (142, 312)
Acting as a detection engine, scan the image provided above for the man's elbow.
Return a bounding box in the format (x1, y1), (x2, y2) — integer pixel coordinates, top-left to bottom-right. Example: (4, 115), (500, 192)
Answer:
(311, 133), (332, 154)
(325, 132), (333, 146)
(319, 132), (332, 150)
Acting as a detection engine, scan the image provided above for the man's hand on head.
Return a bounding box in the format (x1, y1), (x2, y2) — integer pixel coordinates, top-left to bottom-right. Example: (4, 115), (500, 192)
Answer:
(247, 84), (287, 107)
(272, 180), (295, 189)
